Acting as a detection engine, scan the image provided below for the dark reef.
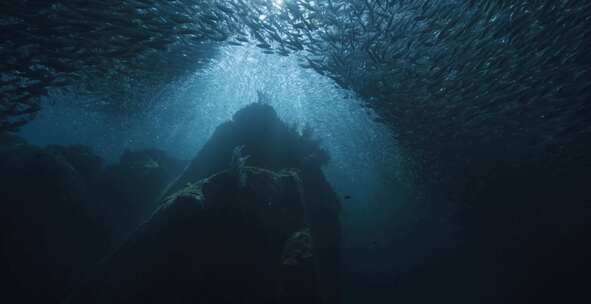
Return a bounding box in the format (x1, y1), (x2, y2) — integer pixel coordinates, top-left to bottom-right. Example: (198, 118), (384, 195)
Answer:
(68, 167), (322, 303)
(1, 103), (341, 303)
(0, 133), (186, 303)
(164, 103), (341, 303)
(67, 103), (340, 304)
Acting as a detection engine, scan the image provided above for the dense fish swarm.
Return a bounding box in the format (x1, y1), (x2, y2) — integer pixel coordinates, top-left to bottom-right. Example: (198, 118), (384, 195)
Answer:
(273, 0), (591, 189)
(1, 0), (232, 128)
(2, 0), (590, 185)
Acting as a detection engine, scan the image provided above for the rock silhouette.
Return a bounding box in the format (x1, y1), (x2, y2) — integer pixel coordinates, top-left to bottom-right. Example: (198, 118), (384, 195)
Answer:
(0, 134), (185, 303)
(67, 103), (341, 303)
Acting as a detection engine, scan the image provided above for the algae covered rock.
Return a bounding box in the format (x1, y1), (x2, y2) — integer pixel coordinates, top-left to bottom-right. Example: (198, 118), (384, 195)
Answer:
(68, 167), (320, 304)
(162, 102), (341, 303)
(63, 103), (340, 304)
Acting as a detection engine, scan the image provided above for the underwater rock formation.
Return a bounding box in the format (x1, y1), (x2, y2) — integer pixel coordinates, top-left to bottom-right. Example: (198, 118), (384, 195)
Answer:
(0, 138), (106, 303)
(165, 102), (341, 303)
(0, 136), (186, 303)
(68, 103), (341, 304)
(68, 167), (322, 304)
(92, 148), (188, 247)
(165, 102), (331, 195)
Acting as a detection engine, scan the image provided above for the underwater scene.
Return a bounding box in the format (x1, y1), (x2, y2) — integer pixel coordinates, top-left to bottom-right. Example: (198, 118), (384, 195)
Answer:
(1, 0), (589, 303)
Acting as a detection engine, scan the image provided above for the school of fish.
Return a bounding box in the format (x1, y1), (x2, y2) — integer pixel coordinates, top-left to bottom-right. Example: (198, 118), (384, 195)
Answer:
(1, 0), (590, 187)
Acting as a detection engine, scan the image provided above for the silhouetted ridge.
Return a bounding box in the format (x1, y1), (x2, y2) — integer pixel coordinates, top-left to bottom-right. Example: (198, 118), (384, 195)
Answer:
(67, 103), (341, 304)
(166, 102), (330, 197)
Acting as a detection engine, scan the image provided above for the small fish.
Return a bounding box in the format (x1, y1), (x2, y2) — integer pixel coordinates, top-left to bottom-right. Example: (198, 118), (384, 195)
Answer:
(256, 42), (271, 49)
(1, 0), (590, 151)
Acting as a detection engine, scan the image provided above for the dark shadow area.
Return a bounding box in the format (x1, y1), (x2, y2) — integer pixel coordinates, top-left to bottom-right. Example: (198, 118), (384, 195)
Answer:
(361, 136), (591, 303)
(0, 133), (186, 303)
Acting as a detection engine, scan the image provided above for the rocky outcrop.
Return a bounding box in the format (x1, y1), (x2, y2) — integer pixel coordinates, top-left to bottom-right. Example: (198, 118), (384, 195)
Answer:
(164, 103), (330, 196)
(91, 148), (187, 247)
(0, 139), (106, 303)
(2, 103), (340, 304)
(164, 103), (341, 303)
(0, 136), (186, 304)
(167, 103), (341, 303)
(68, 167), (322, 304)
(67, 103), (341, 304)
